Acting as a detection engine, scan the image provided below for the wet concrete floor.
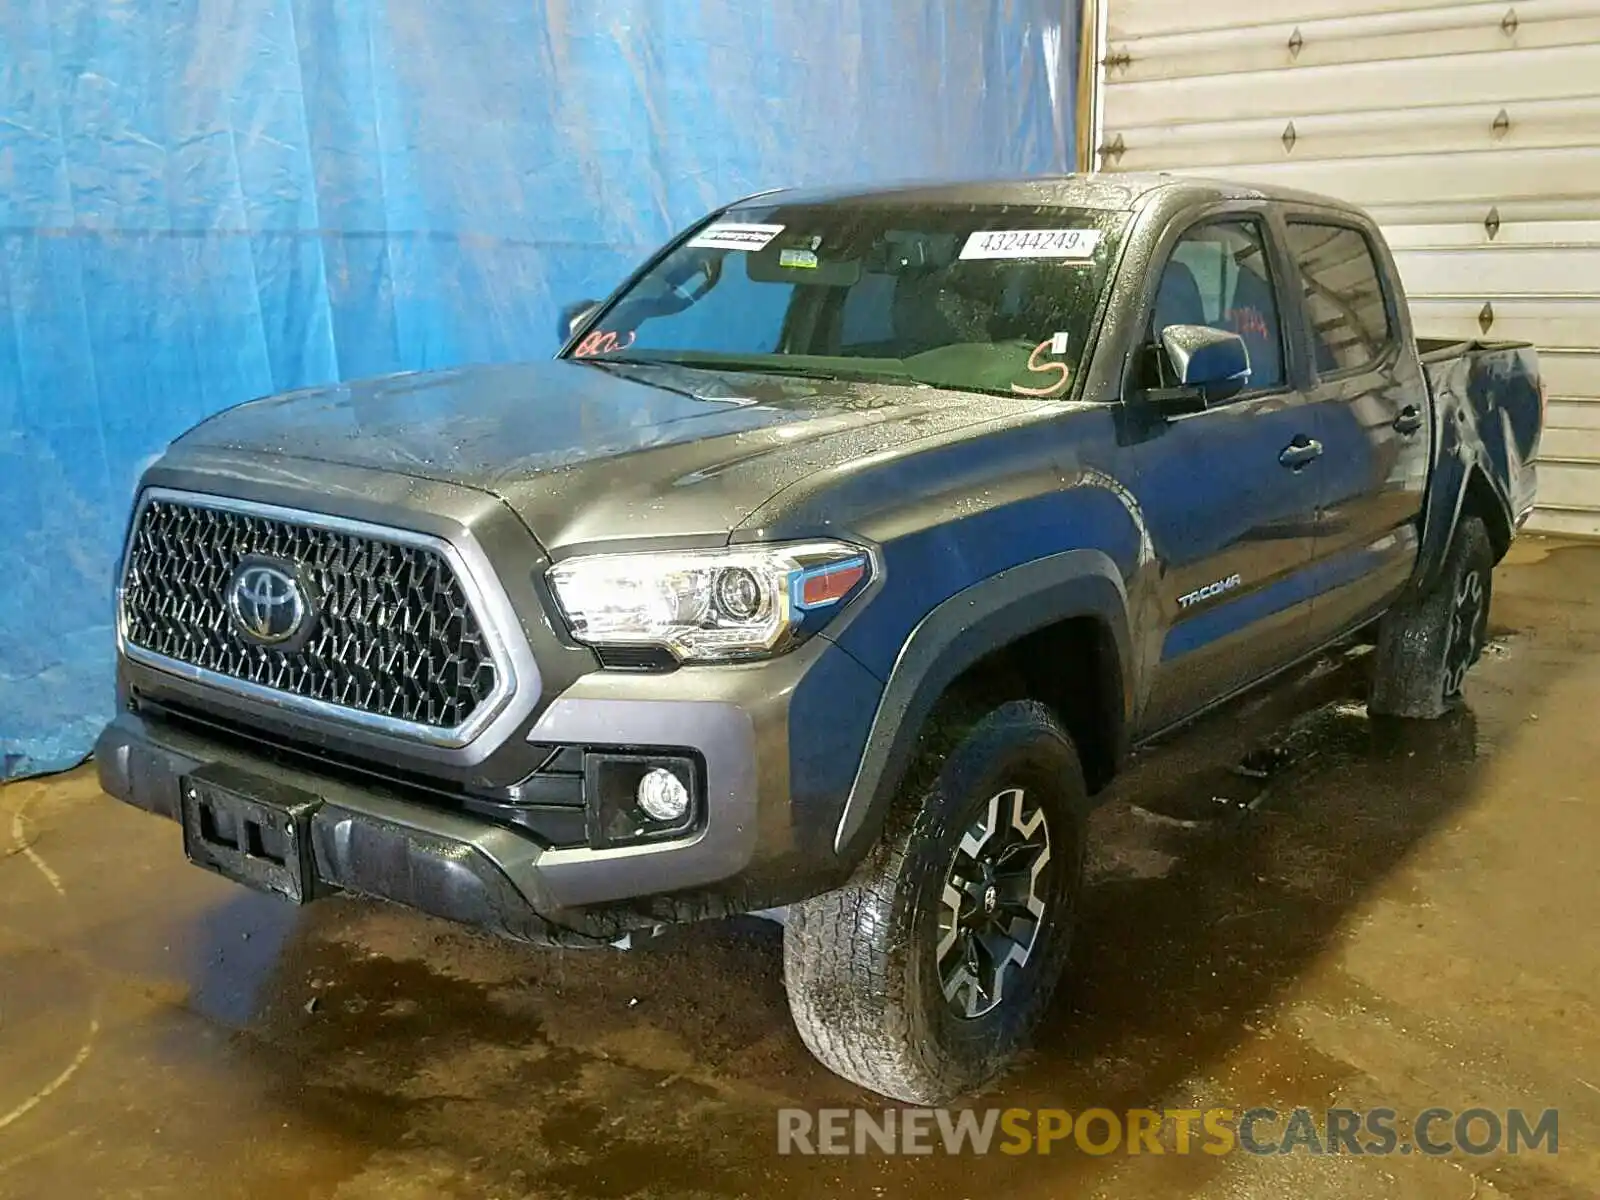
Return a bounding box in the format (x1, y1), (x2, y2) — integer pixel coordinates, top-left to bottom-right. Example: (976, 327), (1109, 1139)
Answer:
(3, 537), (1598, 1199)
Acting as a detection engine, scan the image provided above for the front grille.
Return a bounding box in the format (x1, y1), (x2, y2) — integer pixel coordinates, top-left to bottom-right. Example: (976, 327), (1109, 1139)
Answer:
(121, 496), (499, 730)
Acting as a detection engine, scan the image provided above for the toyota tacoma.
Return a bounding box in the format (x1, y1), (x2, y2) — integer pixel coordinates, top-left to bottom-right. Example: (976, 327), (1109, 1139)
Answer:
(98, 174), (1544, 1102)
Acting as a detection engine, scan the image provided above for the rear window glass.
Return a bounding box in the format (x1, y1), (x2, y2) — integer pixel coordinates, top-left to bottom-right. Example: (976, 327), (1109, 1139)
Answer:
(1285, 223), (1393, 374)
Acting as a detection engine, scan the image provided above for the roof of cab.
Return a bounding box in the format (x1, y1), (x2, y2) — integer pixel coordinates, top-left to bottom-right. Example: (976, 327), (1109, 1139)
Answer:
(730, 172), (1366, 218)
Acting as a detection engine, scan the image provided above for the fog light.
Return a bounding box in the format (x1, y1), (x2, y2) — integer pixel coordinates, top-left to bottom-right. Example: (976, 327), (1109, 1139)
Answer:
(637, 767), (690, 823)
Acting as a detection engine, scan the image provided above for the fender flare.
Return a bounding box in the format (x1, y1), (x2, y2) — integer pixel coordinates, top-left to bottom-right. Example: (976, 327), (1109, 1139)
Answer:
(1414, 452), (1513, 602)
(831, 548), (1134, 857)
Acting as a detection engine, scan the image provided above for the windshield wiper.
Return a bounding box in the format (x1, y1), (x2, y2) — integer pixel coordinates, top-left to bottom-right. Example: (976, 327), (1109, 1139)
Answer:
(646, 356), (923, 388)
(567, 355), (715, 403)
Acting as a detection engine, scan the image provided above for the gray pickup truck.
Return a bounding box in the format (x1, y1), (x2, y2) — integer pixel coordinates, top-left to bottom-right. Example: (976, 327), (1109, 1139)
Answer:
(98, 173), (1542, 1102)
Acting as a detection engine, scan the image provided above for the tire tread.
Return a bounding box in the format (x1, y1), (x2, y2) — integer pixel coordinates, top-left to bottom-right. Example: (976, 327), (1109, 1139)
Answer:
(784, 700), (1085, 1102)
(1371, 515), (1493, 719)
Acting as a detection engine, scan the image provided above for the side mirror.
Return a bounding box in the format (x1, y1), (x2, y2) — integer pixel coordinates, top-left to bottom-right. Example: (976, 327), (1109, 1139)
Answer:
(1149, 324), (1252, 414)
(559, 299), (603, 344)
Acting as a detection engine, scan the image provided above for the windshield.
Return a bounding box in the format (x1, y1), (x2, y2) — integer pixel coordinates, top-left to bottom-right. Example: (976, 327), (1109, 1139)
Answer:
(564, 202), (1128, 399)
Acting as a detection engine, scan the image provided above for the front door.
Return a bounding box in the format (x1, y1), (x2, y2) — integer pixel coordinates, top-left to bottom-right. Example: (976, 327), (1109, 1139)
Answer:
(1128, 215), (1326, 732)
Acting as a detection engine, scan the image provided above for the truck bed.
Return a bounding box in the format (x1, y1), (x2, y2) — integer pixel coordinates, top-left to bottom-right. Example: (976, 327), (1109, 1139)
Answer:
(1415, 336), (1542, 568)
(1416, 337), (1530, 361)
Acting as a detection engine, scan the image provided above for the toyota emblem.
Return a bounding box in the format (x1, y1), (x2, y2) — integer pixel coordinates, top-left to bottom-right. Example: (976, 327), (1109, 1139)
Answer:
(227, 560), (309, 646)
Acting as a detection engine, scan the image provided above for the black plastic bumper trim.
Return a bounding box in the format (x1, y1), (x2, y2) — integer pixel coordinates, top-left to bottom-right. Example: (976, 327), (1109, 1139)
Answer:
(95, 714), (655, 945)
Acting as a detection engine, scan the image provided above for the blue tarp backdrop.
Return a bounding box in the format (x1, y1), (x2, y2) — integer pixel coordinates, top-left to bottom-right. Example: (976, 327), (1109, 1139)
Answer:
(0, 0), (1078, 779)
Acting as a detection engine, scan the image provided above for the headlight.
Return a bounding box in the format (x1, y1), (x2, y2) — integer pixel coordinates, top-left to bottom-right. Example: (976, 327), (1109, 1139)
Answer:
(547, 541), (874, 662)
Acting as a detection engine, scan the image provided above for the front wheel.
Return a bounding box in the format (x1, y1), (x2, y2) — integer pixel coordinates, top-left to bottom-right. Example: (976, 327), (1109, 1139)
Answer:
(783, 700), (1088, 1103)
(1370, 515), (1494, 718)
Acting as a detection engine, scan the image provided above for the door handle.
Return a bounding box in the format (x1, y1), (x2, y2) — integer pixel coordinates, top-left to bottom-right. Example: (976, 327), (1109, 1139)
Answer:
(1393, 404), (1424, 435)
(1279, 436), (1324, 470)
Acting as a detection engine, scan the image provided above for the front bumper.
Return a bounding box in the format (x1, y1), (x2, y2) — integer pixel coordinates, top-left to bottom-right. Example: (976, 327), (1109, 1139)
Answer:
(98, 627), (884, 944)
(96, 699), (761, 946)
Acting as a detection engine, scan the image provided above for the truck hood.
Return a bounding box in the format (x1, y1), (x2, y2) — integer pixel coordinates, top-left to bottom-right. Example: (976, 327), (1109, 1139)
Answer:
(175, 358), (1017, 551)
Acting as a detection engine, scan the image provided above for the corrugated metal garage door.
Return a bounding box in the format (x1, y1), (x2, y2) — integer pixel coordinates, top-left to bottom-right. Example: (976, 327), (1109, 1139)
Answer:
(1095, 0), (1600, 535)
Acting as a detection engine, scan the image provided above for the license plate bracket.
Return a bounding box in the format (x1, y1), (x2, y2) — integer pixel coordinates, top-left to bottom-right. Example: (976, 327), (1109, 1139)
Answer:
(180, 764), (323, 904)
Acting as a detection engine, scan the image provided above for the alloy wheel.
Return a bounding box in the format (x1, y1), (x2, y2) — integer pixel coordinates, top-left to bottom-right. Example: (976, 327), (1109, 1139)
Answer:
(1444, 566), (1487, 697)
(936, 787), (1053, 1019)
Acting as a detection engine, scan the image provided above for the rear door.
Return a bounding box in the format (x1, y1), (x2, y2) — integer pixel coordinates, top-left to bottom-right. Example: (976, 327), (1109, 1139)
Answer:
(1128, 211), (1326, 731)
(1281, 217), (1430, 642)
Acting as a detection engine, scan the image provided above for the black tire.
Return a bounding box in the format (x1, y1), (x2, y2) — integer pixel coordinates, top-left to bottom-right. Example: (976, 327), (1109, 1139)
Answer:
(783, 700), (1088, 1103)
(1370, 515), (1494, 719)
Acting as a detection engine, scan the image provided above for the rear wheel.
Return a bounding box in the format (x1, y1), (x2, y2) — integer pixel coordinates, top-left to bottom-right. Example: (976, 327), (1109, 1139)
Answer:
(1371, 515), (1493, 718)
(1442, 553), (1491, 699)
(783, 700), (1087, 1103)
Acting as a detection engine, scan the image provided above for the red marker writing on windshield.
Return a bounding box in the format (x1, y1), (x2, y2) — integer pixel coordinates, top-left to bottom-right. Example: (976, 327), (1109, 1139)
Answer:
(1010, 335), (1071, 397)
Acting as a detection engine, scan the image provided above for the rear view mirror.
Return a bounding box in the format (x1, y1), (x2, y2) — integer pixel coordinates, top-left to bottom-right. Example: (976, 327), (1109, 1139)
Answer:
(746, 251), (862, 287)
(1163, 324), (1251, 391)
(1148, 324), (1252, 414)
(559, 299), (602, 344)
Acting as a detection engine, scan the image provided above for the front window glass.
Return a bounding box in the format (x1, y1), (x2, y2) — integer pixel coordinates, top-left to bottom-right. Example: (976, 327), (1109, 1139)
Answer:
(1149, 220), (1286, 393)
(566, 203), (1128, 399)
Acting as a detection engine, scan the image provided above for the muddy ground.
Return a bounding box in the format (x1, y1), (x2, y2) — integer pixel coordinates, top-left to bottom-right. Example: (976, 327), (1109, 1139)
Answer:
(3, 537), (1597, 1198)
